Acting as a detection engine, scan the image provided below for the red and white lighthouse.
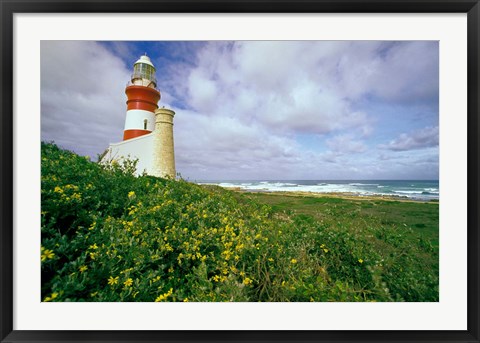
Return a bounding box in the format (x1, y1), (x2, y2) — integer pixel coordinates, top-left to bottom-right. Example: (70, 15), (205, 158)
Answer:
(123, 54), (161, 141)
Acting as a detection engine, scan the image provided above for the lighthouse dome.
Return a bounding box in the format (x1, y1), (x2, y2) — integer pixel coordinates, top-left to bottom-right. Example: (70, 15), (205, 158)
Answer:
(134, 54), (155, 68)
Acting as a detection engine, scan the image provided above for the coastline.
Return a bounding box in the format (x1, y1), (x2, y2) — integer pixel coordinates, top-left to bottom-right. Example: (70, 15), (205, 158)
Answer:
(222, 187), (438, 203)
(197, 180), (439, 203)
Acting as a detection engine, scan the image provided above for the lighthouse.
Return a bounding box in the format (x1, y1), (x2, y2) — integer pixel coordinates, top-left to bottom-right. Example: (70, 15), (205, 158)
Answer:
(103, 54), (177, 179)
(123, 54), (161, 141)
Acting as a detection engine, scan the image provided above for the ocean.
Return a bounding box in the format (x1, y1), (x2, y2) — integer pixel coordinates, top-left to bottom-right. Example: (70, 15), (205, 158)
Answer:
(196, 180), (439, 201)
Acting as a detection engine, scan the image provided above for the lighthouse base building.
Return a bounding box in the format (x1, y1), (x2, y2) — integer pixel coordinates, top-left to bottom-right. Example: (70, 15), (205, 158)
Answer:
(103, 108), (176, 178)
(102, 55), (176, 179)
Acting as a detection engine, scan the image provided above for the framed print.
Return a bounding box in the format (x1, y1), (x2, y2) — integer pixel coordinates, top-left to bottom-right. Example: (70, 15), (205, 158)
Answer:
(1, 1), (479, 342)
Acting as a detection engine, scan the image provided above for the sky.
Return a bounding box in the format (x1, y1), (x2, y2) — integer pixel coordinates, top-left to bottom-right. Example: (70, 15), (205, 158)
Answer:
(41, 40), (439, 181)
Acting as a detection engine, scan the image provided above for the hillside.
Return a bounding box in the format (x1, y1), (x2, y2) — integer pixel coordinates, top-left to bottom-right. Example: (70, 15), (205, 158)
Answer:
(41, 142), (438, 302)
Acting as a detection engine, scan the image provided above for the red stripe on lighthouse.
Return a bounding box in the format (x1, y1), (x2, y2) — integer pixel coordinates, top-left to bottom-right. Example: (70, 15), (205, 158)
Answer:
(123, 129), (151, 141)
(127, 101), (158, 112)
(125, 86), (161, 112)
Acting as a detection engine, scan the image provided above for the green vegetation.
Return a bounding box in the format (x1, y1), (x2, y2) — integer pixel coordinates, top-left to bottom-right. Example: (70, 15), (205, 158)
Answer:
(41, 142), (439, 302)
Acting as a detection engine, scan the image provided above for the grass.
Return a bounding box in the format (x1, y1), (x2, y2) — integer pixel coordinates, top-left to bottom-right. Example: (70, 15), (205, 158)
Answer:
(232, 191), (439, 302)
(41, 142), (439, 302)
(239, 192), (439, 248)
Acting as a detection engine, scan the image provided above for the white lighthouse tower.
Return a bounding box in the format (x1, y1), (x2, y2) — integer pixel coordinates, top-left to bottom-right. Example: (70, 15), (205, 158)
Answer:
(123, 54), (160, 141)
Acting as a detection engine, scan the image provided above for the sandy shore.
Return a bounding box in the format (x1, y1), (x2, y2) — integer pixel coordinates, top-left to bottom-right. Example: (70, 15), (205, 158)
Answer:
(223, 187), (438, 203)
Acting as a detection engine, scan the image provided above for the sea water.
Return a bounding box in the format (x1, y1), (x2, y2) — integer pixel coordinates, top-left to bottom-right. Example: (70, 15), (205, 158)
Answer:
(196, 180), (439, 201)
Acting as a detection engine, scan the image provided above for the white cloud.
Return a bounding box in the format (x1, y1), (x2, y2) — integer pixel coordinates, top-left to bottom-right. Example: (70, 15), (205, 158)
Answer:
(335, 41), (439, 104)
(41, 41), (130, 157)
(173, 109), (302, 179)
(381, 126), (439, 151)
(326, 134), (367, 154)
(41, 40), (439, 180)
(172, 41), (376, 137)
(187, 69), (218, 113)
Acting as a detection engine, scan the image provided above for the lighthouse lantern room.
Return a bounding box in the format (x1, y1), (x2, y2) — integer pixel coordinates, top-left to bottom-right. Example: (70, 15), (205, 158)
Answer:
(132, 55), (157, 87)
(123, 54), (161, 141)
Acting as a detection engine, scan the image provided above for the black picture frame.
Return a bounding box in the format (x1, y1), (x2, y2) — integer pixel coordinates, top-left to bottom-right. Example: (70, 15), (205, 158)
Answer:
(1, 1), (479, 342)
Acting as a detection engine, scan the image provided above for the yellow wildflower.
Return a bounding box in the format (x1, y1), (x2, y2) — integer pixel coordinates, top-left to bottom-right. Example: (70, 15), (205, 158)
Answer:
(128, 191), (135, 199)
(243, 277), (253, 285)
(222, 250), (232, 260)
(124, 278), (133, 287)
(108, 276), (119, 285)
(79, 265), (88, 273)
(290, 258), (297, 264)
(358, 259), (364, 264)
(43, 292), (58, 302)
(41, 248), (55, 261)
(150, 276), (161, 284)
(155, 288), (173, 302)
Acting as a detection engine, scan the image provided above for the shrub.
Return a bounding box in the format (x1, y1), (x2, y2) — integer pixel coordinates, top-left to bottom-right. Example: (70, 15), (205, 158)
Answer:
(41, 142), (438, 302)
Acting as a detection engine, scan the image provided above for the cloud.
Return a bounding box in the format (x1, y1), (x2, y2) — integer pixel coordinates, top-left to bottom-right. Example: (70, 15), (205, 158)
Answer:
(170, 41), (375, 137)
(41, 41), (130, 157)
(187, 69), (218, 113)
(335, 41), (439, 105)
(381, 126), (439, 151)
(326, 134), (367, 154)
(41, 40), (439, 180)
(173, 109), (302, 180)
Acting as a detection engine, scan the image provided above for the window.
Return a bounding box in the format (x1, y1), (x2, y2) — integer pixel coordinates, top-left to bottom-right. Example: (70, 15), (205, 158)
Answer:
(144, 119), (148, 130)
(134, 63), (155, 82)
